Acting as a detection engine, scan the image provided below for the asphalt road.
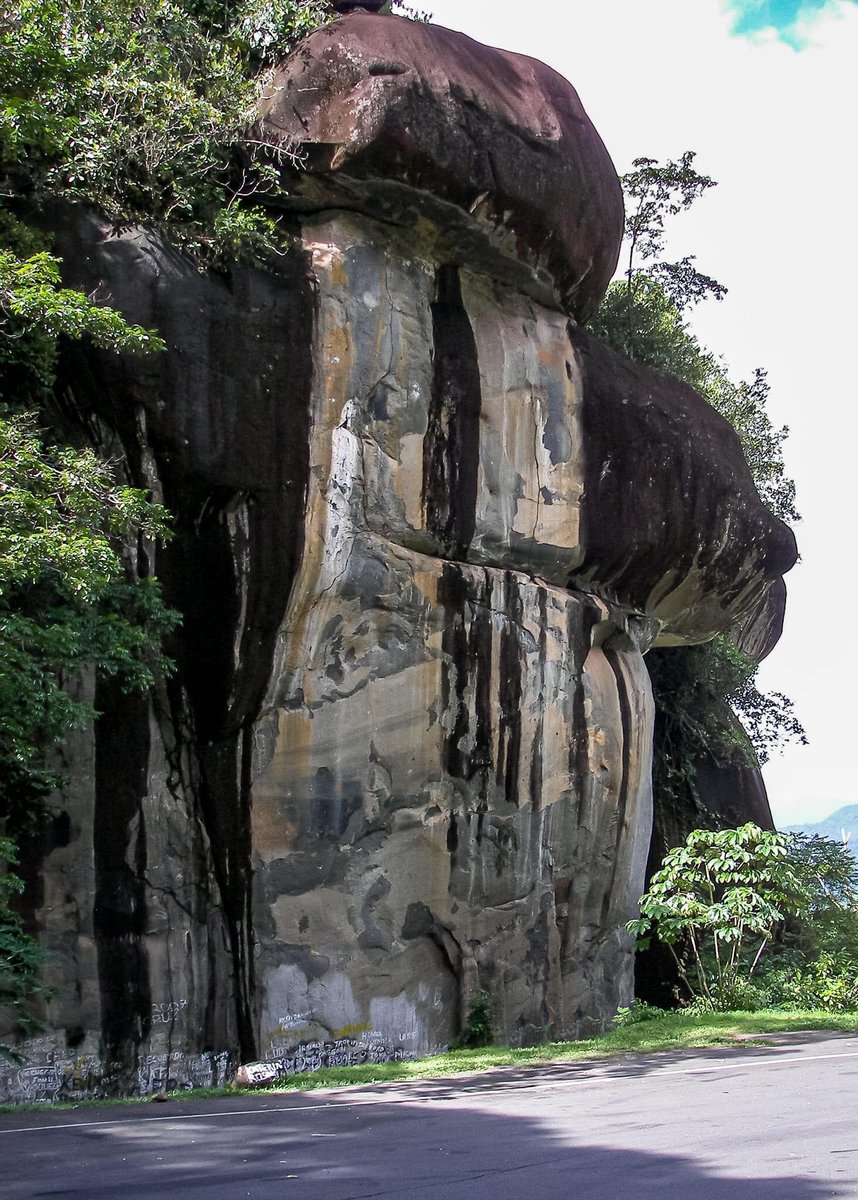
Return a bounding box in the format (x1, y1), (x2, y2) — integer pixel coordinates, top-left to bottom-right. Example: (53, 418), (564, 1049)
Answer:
(2, 1032), (858, 1199)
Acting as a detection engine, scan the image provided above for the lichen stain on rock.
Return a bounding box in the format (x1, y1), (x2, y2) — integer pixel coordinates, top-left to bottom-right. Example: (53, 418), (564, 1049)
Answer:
(4, 10), (797, 1099)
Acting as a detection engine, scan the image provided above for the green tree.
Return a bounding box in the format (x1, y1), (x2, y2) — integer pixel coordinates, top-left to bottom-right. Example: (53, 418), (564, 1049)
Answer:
(0, 413), (178, 827)
(614, 152), (724, 359)
(757, 835), (858, 1011)
(590, 152), (796, 524)
(1, 0), (332, 264)
(632, 827), (858, 1013)
(1, 0), (423, 265)
(647, 635), (805, 780)
(629, 824), (812, 1010)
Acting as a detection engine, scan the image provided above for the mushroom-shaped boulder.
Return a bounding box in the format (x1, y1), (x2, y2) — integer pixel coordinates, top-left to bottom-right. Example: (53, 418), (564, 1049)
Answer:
(255, 12), (624, 322)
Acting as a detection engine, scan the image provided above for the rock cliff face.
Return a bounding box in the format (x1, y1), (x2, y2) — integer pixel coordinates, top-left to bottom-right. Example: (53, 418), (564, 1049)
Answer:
(2, 13), (796, 1101)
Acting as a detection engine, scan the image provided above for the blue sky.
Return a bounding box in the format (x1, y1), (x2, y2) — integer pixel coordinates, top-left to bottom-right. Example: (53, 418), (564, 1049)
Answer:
(728, 0), (856, 46)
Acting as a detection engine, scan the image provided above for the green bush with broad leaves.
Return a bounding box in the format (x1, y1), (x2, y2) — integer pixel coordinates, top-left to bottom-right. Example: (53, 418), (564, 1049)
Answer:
(453, 993), (494, 1049)
(756, 834), (858, 1011)
(630, 825), (858, 1013)
(628, 824), (808, 1010)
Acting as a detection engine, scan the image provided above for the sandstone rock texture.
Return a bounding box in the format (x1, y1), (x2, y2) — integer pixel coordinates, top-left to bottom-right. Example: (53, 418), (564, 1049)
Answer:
(1, 12), (796, 1101)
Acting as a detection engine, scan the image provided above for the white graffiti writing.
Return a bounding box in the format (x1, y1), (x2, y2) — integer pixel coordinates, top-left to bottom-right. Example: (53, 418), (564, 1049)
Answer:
(1, 1049), (234, 1105)
(276, 1012), (311, 1029)
(151, 999), (188, 1024)
(260, 1038), (416, 1078)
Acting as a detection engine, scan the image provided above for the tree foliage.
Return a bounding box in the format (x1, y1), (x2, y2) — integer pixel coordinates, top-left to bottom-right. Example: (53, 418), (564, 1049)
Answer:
(620, 153), (724, 329)
(1, 246), (163, 352)
(630, 824), (812, 1010)
(632, 827), (858, 1013)
(590, 152), (796, 524)
(2, 0), (422, 261)
(0, 414), (179, 827)
(648, 636), (806, 774)
(1, 0), (333, 264)
(756, 835), (858, 1011)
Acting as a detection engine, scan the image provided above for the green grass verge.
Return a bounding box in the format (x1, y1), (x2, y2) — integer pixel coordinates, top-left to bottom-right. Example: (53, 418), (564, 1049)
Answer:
(227, 1009), (858, 1094)
(3, 1008), (857, 1114)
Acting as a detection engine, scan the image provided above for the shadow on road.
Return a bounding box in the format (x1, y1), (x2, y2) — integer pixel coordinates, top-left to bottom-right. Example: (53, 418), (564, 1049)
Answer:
(1, 1078), (852, 1200)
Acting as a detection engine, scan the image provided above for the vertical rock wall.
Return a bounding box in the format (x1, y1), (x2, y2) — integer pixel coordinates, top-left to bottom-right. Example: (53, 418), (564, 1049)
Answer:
(249, 212), (654, 1054)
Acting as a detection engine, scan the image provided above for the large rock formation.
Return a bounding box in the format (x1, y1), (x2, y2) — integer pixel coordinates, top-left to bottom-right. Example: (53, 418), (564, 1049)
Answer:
(1, 12), (795, 1101)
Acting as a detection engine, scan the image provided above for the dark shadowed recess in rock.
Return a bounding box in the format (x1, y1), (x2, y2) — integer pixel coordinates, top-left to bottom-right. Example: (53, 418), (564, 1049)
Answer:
(497, 573), (524, 807)
(520, 902), (552, 1037)
(438, 563), (494, 817)
(259, 848), (337, 899)
(600, 649), (633, 922)
(359, 875), (393, 952)
(93, 679), (152, 1072)
(400, 902), (463, 1032)
(567, 600), (601, 789)
(529, 590), (549, 810)
(423, 265), (482, 559)
(15, 812), (70, 939)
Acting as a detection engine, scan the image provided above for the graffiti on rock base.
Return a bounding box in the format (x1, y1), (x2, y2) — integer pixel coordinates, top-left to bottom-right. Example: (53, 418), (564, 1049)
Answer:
(261, 1037), (416, 1077)
(0, 1049), (234, 1105)
(0, 1035), (419, 1104)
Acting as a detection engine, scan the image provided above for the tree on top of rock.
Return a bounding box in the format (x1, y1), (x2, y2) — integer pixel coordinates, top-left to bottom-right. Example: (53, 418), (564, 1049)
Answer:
(591, 151), (797, 525)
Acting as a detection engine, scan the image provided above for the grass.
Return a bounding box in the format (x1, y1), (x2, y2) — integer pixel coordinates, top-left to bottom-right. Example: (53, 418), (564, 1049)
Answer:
(3, 1008), (858, 1113)
(224, 1009), (858, 1094)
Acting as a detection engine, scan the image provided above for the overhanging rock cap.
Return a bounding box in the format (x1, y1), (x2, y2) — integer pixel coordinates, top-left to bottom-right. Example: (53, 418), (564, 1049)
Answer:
(254, 12), (624, 322)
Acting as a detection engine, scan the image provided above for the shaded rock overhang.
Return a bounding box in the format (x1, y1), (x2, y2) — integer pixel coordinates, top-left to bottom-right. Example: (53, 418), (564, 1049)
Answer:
(253, 11), (624, 323)
(570, 330), (798, 645)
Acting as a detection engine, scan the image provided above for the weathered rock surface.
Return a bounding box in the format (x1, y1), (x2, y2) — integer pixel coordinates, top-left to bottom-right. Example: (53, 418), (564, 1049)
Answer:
(1, 12), (796, 1101)
(733, 578), (788, 663)
(254, 12), (624, 322)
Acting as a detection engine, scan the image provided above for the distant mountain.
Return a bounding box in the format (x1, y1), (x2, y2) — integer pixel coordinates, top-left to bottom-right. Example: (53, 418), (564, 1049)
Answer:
(783, 804), (858, 852)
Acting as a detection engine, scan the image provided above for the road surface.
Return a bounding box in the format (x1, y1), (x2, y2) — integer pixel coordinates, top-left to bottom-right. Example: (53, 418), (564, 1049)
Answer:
(1, 1032), (857, 1198)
